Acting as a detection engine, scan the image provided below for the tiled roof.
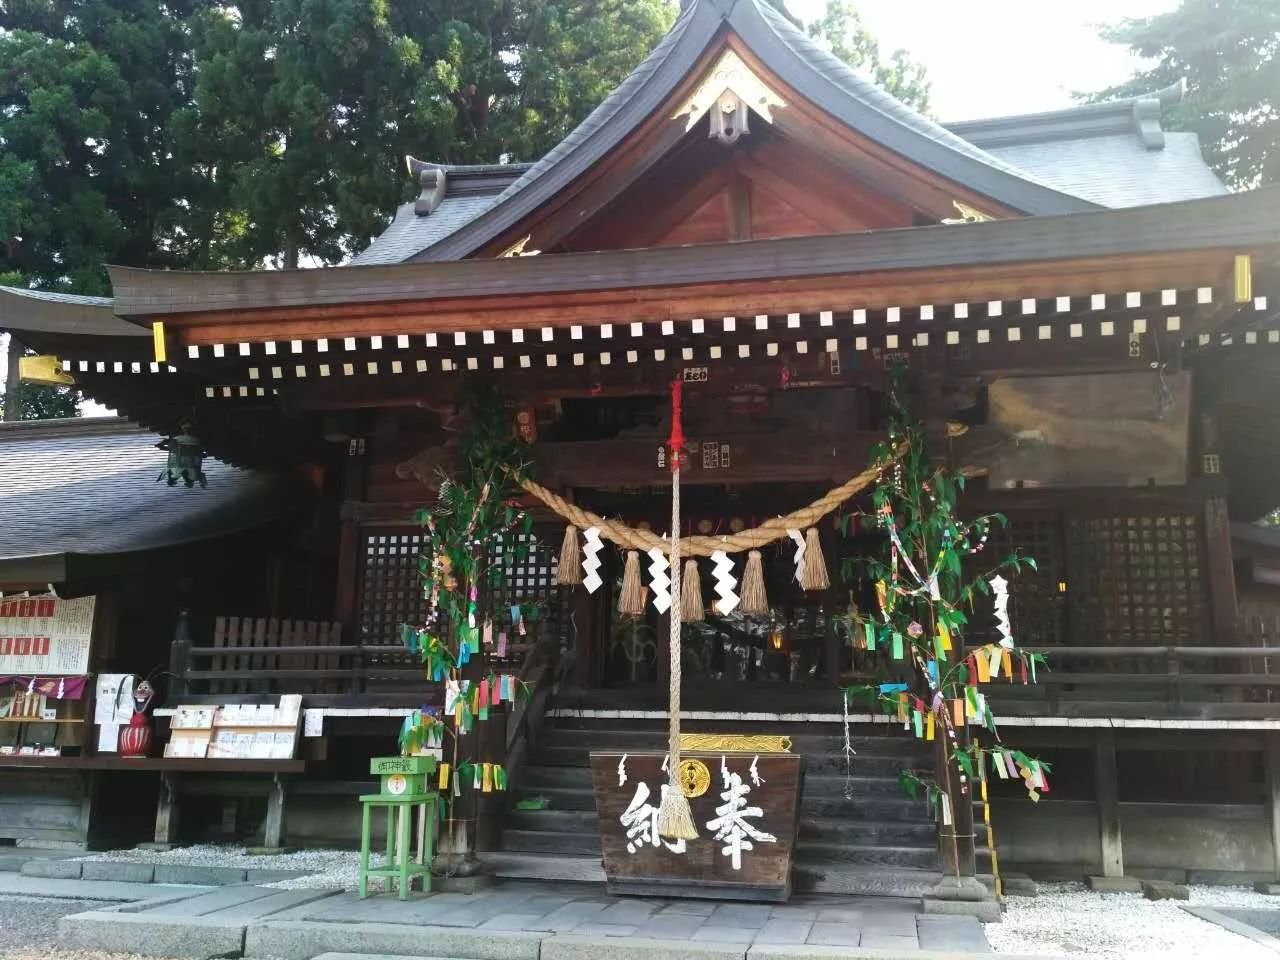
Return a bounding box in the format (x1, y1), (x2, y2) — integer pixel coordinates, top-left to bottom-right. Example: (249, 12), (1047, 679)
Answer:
(0, 418), (299, 571)
(349, 197), (498, 266)
(979, 132), (1226, 209)
(945, 82), (1226, 208)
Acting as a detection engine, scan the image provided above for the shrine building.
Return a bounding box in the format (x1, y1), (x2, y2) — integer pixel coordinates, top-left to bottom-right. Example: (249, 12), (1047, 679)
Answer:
(2, 0), (1280, 897)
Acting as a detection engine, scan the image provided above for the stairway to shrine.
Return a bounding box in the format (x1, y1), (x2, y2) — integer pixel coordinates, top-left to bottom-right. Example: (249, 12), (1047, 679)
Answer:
(494, 713), (945, 898)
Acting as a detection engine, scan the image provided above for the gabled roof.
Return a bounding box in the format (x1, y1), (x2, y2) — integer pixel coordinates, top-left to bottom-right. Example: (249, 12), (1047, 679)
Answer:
(945, 81), (1227, 209)
(0, 417), (301, 582)
(368, 0), (1095, 265)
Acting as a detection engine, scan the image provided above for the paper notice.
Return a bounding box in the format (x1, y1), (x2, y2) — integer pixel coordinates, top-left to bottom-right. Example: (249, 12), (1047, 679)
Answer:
(97, 722), (119, 753)
(303, 710), (324, 737)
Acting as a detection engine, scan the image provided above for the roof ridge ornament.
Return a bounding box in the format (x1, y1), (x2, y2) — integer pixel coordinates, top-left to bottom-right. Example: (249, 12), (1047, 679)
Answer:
(942, 201), (996, 224)
(406, 156), (448, 215)
(673, 49), (785, 145)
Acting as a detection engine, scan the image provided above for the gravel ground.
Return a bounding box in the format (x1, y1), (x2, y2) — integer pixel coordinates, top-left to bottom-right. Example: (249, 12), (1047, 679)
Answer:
(989, 882), (1280, 958)
(0, 894), (184, 959)
(76, 843), (387, 891)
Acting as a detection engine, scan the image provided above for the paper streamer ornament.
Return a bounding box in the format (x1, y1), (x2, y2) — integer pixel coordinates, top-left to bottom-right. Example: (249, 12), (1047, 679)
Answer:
(581, 526), (604, 593)
(710, 550), (740, 615)
(788, 529), (805, 583)
(990, 574), (1014, 648)
(647, 546), (672, 613)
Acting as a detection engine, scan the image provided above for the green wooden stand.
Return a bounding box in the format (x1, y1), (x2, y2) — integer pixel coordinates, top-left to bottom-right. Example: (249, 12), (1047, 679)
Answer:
(358, 756), (439, 900)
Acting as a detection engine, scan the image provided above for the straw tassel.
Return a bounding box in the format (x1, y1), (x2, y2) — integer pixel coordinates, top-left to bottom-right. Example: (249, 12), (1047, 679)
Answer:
(740, 549), (769, 614)
(556, 525), (582, 586)
(681, 559), (705, 622)
(658, 784), (699, 841)
(799, 527), (830, 591)
(618, 550), (645, 617)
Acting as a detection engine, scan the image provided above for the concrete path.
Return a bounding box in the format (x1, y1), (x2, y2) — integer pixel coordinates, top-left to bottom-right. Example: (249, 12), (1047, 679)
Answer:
(53, 877), (1016, 959)
(0, 871), (207, 902)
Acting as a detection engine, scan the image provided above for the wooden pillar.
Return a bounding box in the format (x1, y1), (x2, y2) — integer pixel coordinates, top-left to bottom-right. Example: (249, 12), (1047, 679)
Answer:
(1203, 495), (1237, 643)
(935, 734), (976, 876)
(1266, 732), (1280, 881)
(1094, 729), (1124, 877)
(154, 772), (179, 847)
(571, 584), (595, 689)
(262, 774), (286, 850)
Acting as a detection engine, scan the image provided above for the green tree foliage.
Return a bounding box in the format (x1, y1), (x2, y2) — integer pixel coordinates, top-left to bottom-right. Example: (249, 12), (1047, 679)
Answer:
(189, 0), (677, 268)
(0, 0), (204, 292)
(1091, 0), (1279, 188)
(772, 0), (930, 113)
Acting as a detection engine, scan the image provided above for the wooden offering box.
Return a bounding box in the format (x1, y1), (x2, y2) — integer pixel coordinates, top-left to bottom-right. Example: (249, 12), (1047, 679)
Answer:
(590, 748), (804, 901)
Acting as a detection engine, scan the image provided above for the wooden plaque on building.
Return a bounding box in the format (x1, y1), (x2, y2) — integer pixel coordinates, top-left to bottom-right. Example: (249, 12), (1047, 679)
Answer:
(589, 750), (804, 901)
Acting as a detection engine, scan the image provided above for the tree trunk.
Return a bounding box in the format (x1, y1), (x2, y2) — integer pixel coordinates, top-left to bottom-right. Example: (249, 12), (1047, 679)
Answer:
(3, 333), (23, 422)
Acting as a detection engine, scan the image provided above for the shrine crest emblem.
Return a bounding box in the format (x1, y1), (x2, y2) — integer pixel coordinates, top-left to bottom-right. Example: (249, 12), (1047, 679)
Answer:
(677, 758), (711, 798)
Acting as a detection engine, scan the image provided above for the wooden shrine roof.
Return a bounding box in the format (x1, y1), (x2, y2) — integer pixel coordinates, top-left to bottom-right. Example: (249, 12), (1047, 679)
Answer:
(400, 0), (1095, 264)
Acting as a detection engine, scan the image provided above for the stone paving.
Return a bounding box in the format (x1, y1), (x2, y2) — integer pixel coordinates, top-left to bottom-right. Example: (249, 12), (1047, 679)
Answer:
(57, 878), (995, 957)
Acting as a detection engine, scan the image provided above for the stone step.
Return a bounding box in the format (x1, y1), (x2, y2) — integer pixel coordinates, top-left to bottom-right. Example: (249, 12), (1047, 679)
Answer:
(313, 954), (471, 960)
(799, 817), (937, 845)
(506, 808), (599, 832)
(795, 841), (937, 870)
(797, 863), (944, 897)
(501, 829), (602, 857)
(477, 850), (606, 883)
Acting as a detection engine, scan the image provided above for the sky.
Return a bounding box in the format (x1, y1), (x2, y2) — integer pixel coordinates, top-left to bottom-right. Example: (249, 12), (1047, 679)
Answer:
(787, 0), (1180, 121)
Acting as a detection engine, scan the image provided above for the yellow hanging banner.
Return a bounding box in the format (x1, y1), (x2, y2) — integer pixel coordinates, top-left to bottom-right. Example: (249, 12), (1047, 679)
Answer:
(438, 762), (450, 790)
(152, 321), (167, 363)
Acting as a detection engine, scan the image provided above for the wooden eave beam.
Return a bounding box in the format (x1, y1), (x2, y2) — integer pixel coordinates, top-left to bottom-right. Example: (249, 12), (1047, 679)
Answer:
(157, 248), (1245, 347)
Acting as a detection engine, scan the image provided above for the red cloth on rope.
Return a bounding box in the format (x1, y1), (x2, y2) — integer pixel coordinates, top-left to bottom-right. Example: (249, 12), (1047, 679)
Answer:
(668, 379), (685, 471)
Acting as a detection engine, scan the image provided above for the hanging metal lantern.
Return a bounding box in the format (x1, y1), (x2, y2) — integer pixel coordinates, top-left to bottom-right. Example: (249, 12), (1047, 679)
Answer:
(156, 421), (207, 488)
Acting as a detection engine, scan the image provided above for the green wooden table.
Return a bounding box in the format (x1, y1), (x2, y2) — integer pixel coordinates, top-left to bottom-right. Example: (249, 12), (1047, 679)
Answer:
(358, 756), (439, 899)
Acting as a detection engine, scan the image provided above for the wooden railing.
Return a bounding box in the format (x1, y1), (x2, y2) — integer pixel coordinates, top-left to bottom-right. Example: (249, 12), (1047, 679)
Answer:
(979, 644), (1280, 717)
(172, 616), (426, 695)
(172, 615), (542, 697)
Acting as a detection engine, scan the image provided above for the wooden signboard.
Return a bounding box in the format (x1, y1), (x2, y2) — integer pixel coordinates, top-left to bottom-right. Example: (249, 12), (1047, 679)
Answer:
(590, 750), (804, 901)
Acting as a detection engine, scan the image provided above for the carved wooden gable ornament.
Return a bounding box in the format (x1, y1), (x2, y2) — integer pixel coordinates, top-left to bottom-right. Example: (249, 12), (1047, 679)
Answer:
(674, 49), (786, 145)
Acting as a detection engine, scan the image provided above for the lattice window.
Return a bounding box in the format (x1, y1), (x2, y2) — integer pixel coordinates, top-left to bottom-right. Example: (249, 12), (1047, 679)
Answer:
(485, 532), (568, 649)
(1067, 513), (1204, 645)
(977, 514), (1065, 647)
(357, 529), (568, 664)
(357, 530), (427, 670)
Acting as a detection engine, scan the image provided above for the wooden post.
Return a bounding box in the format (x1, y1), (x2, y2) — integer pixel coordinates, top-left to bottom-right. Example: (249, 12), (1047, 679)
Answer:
(935, 733), (977, 877)
(1094, 729), (1124, 878)
(1204, 495), (1237, 644)
(1266, 731), (1280, 882)
(154, 772), (179, 847)
(262, 773), (286, 850)
(572, 576), (594, 688)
